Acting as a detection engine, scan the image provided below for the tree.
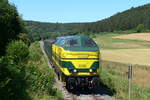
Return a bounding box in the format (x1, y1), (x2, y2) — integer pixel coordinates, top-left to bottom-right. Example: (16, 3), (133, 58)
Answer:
(79, 4), (150, 33)
(0, 0), (25, 56)
(0, 40), (30, 100)
(136, 24), (145, 33)
(18, 33), (31, 46)
(6, 41), (29, 64)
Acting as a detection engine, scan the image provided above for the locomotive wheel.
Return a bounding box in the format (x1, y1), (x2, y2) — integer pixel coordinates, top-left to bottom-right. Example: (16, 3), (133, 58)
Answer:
(66, 78), (77, 91)
(66, 82), (74, 91)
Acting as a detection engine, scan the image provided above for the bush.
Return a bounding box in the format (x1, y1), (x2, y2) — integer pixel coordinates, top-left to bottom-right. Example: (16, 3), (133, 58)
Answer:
(136, 24), (144, 33)
(26, 42), (58, 97)
(18, 33), (31, 46)
(26, 62), (55, 95)
(0, 40), (30, 100)
(0, 57), (29, 100)
(0, 41), (63, 100)
(29, 42), (42, 61)
(6, 41), (29, 64)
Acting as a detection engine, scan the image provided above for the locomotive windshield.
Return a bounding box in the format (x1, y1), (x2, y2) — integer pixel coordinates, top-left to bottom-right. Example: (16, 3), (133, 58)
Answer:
(63, 38), (97, 47)
(65, 39), (81, 47)
(83, 39), (97, 47)
(56, 35), (98, 48)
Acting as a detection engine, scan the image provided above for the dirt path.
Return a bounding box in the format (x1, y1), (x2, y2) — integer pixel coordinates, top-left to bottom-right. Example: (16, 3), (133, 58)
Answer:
(39, 41), (115, 100)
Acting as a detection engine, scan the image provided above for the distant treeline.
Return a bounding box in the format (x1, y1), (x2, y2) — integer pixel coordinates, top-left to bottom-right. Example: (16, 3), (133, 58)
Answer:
(81, 4), (150, 33)
(25, 21), (84, 41)
(25, 3), (150, 42)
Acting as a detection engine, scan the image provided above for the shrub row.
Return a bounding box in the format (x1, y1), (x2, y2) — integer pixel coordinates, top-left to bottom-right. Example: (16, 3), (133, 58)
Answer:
(26, 42), (64, 100)
(0, 41), (64, 100)
(0, 41), (30, 100)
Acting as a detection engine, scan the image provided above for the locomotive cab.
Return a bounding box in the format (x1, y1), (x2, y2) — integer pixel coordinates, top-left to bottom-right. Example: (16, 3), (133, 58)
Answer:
(44, 35), (100, 90)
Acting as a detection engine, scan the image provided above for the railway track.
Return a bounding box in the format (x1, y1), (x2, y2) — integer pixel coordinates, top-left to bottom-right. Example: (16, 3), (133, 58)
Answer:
(40, 41), (115, 100)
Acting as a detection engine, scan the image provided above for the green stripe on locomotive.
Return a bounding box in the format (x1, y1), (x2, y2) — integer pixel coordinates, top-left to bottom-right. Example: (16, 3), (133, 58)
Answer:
(44, 35), (100, 76)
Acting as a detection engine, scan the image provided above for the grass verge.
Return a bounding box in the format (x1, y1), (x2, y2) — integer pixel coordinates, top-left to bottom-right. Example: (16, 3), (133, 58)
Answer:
(26, 42), (64, 100)
(100, 61), (150, 100)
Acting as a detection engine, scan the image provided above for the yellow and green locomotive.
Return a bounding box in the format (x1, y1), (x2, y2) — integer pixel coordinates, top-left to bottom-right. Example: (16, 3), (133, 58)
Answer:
(44, 35), (100, 90)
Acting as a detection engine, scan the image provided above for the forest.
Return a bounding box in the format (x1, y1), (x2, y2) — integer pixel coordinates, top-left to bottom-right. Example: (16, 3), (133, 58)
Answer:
(81, 4), (150, 33)
(25, 21), (84, 41)
(25, 3), (150, 41)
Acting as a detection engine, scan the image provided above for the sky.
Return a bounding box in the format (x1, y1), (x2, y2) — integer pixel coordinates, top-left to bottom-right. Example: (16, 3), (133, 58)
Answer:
(9, 0), (150, 23)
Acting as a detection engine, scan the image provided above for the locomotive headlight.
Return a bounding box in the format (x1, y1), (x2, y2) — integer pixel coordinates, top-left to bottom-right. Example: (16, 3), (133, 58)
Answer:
(89, 69), (93, 72)
(73, 69), (77, 73)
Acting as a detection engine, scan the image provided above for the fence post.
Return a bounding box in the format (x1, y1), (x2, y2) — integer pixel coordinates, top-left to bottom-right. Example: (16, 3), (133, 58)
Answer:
(128, 65), (132, 100)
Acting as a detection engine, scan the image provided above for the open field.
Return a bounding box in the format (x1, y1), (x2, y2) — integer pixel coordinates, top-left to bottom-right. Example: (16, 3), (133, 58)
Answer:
(94, 33), (150, 50)
(113, 33), (150, 42)
(94, 33), (150, 66)
(94, 32), (150, 99)
(101, 49), (150, 66)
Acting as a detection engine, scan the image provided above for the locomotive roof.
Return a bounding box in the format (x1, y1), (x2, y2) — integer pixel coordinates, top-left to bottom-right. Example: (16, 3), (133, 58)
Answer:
(56, 35), (91, 40)
(55, 35), (99, 52)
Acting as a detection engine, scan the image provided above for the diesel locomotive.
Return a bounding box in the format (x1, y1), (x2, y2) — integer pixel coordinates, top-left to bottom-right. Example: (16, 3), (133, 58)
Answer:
(44, 35), (100, 90)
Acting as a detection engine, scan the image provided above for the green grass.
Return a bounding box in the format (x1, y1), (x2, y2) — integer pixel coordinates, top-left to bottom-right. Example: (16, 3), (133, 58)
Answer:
(92, 31), (150, 99)
(100, 61), (150, 100)
(27, 42), (64, 100)
(93, 33), (150, 50)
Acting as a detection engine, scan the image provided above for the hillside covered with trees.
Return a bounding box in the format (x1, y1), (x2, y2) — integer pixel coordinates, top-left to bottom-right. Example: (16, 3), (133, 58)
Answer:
(81, 4), (150, 33)
(25, 21), (83, 41)
(25, 3), (150, 41)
